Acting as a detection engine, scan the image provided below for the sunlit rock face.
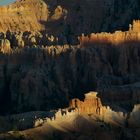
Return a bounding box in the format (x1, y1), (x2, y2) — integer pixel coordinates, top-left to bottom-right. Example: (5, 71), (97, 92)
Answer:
(1, 92), (140, 140)
(70, 92), (102, 115)
(0, 38), (11, 53)
(69, 92), (140, 130)
(0, 0), (49, 32)
(69, 92), (126, 125)
(0, 0), (140, 34)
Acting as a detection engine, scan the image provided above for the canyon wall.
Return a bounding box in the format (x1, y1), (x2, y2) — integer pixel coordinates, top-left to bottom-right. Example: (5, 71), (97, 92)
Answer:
(0, 0), (140, 34)
(0, 21), (139, 114)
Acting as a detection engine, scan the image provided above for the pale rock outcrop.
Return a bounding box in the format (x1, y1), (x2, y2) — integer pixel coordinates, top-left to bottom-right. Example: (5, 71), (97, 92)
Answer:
(0, 38), (11, 53)
(34, 118), (44, 127)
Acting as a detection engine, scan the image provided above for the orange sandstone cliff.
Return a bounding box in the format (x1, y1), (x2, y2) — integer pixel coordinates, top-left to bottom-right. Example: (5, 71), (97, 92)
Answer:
(0, 0), (140, 34)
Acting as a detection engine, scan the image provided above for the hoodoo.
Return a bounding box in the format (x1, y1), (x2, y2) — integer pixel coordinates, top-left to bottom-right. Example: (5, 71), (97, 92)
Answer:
(0, 0), (140, 140)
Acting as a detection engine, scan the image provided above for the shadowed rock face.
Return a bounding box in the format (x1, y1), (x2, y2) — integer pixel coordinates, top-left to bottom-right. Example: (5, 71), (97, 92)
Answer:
(0, 0), (140, 114)
(0, 21), (140, 114)
(0, 0), (140, 34)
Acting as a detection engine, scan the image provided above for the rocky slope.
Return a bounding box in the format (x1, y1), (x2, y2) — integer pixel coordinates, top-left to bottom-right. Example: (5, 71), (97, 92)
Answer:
(0, 0), (140, 34)
(0, 0), (49, 32)
(1, 91), (140, 140)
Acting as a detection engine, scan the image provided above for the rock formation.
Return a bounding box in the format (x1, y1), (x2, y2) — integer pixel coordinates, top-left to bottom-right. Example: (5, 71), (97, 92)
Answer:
(0, 38), (11, 53)
(0, 0), (140, 139)
(1, 91), (140, 140)
(0, 0), (140, 34)
(0, 20), (139, 114)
